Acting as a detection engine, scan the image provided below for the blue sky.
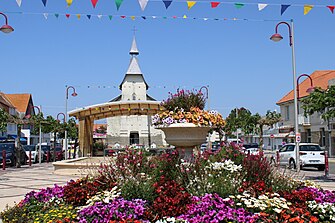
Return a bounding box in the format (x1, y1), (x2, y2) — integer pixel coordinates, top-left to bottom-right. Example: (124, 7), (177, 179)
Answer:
(0, 0), (334, 121)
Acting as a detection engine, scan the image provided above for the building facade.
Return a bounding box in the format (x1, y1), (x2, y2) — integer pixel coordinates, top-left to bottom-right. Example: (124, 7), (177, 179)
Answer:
(106, 37), (165, 147)
(277, 70), (335, 156)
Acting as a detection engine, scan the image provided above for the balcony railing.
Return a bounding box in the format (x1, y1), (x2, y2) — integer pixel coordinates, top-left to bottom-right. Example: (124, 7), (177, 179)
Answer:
(298, 114), (311, 125)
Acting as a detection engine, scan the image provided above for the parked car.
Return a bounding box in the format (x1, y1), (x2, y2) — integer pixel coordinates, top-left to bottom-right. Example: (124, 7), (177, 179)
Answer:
(278, 143), (325, 171)
(242, 143), (259, 155)
(41, 145), (52, 161)
(0, 143), (27, 167)
(51, 146), (63, 161)
(24, 144), (45, 163)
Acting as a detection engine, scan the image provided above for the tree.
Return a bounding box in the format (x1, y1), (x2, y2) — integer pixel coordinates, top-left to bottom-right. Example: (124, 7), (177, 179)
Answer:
(254, 110), (281, 150)
(224, 108), (257, 138)
(302, 86), (335, 121)
(0, 108), (9, 132)
(96, 125), (107, 134)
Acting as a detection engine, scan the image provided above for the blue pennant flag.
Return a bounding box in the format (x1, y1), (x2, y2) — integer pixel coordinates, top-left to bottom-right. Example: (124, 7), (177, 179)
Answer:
(87, 15), (91, 19)
(163, 0), (172, 9)
(281, 4), (291, 15)
(42, 0), (47, 6)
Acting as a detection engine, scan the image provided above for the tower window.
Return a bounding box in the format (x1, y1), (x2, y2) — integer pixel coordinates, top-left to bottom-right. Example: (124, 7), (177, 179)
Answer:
(132, 93), (136, 100)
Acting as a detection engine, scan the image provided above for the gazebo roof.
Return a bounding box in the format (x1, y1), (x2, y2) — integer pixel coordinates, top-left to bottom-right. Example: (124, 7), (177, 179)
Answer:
(69, 100), (165, 120)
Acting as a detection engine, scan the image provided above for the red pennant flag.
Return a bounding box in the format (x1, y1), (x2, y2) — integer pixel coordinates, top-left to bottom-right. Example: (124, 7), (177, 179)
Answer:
(91, 0), (99, 8)
(120, 15), (126, 18)
(211, 2), (220, 8)
(66, 14), (70, 18)
(327, 6), (335, 14)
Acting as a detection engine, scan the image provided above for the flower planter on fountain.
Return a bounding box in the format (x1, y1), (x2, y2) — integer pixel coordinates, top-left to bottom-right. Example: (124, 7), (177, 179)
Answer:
(159, 122), (210, 159)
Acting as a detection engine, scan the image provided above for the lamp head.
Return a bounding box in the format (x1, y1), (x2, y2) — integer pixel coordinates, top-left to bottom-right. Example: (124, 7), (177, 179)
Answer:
(71, 92), (78, 97)
(306, 87), (315, 94)
(270, 33), (283, 42)
(0, 24), (14, 33)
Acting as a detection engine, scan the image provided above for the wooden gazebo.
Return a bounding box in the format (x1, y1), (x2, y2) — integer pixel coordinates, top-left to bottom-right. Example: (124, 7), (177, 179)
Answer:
(69, 101), (165, 156)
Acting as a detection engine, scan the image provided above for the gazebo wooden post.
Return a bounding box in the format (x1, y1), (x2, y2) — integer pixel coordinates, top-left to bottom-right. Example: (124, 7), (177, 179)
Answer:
(79, 116), (93, 157)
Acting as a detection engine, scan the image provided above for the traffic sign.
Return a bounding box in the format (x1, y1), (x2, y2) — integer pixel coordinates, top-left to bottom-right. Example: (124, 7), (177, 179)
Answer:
(270, 134), (274, 139)
(296, 132), (301, 143)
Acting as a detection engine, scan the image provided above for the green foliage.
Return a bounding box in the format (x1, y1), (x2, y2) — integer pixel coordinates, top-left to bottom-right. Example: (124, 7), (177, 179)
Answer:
(120, 178), (156, 203)
(224, 107), (258, 135)
(302, 86), (335, 121)
(0, 108), (9, 132)
(162, 89), (206, 112)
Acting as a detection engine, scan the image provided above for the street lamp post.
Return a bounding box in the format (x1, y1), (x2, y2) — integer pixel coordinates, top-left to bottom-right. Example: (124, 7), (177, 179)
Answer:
(0, 12), (14, 34)
(199, 85), (210, 110)
(297, 74), (314, 114)
(65, 86), (77, 160)
(270, 19), (300, 171)
(199, 86), (211, 148)
(56, 112), (66, 162)
(32, 106), (42, 165)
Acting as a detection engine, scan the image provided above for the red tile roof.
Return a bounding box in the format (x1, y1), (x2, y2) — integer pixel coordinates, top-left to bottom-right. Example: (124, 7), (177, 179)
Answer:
(5, 94), (32, 113)
(0, 92), (15, 109)
(277, 70), (335, 105)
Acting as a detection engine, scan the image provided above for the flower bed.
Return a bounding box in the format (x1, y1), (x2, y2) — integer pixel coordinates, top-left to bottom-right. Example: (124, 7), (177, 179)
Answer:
(1, 144), (335, 223)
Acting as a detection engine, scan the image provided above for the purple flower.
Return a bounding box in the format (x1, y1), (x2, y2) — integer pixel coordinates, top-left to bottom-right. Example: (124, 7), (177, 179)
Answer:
(178, 194), (256, 223)
(78, 198), (147, 222)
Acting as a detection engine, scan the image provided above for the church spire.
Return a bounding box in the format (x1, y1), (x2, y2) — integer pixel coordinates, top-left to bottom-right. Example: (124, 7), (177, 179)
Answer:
(129, 36), (139, 56)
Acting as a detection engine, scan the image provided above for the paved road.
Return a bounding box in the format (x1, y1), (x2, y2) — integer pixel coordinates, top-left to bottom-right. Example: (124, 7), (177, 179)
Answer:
(0, 163), (79, 212)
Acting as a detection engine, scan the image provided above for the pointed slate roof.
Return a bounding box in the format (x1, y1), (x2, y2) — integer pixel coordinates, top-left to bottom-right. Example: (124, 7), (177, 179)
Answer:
(130, 36), (139, 55)
(119, 36), (149, 90)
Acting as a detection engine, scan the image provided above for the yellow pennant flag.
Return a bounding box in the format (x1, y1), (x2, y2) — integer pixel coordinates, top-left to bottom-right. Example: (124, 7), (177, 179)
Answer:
(66, 0), (73, 7)
(187, 1), (196, 10)
(304, 5), (314, 15)
(183, 15), (187, 19)
(130, 16), (135, 20)
(76, 14), (81, 19)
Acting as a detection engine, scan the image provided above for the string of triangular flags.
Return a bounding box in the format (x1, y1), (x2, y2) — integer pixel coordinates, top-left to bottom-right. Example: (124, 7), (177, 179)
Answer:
(3, 11), (287, 21)
(13, 0), (335, 15)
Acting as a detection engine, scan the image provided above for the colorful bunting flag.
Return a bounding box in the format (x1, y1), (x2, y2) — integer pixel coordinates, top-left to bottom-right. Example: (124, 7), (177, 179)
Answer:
(138, 0), (148, 11)
(152, 16), (157, 19)
(187, 1), (196, 10)
(115, 0), (123, 10)
(97, 14), (102, 19)
(120, 15), (126, 18)
(131, 16), (135, 20)
(66, 14), (70, 18)
(55, 13), (59, 18)
(141, 16), (146, 19)
(327, 6), (335, 14)
(258, 4), (267, 11)
(183, 15), (187, 19)
(108, 15), (113, 20)
(87, 15), (91, 19)
(91, 0), (98, 8)
(234, 3), (244, 9)
(42, 0), (47, 7)
(211, 2), (220, 8)
(163, 0), (172, 9)
(66, 0), (73, 7)
(76, 14), (81, 19)
(43, 13), (48, 19)
(16, 0), (22, 7)
(304, 5), (313, 15)
(281, 5), (291, 15)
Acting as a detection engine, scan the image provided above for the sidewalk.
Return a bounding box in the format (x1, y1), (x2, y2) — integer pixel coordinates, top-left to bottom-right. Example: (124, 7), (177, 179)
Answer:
(0, 163), (79, 212)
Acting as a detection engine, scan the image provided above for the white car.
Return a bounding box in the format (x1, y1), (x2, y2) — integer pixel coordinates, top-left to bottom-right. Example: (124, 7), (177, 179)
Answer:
(23, 145), (45, 163)
(278, 143), (325, 171)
